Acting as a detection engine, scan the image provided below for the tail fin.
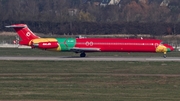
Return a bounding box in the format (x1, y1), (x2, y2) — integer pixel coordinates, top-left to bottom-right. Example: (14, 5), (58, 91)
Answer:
(6, 24), (40, 45)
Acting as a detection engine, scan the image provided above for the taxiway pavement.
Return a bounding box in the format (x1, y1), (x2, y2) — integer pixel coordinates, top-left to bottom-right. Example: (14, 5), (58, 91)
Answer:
(0, 56), (180, 61)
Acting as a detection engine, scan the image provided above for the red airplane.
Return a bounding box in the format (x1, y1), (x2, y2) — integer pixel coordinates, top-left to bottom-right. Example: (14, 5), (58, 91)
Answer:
(6, 24), (174, 58)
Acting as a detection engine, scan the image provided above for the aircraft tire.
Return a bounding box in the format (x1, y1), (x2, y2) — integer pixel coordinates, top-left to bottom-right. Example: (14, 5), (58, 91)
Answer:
(163, 54), (166, 58)
(80, 53), (86, 57)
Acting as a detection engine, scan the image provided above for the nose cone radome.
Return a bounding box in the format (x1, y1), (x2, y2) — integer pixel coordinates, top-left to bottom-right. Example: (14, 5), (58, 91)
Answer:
(163, 44), (174, 52)
(169, 46), (174, 52)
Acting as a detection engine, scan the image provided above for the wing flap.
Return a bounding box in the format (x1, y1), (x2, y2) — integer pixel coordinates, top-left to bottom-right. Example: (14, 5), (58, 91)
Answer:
(70, 47), (101, 52)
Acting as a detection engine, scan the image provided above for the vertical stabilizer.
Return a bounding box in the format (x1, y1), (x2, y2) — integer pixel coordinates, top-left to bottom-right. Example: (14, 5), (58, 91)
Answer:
(6, 24), (40, 45)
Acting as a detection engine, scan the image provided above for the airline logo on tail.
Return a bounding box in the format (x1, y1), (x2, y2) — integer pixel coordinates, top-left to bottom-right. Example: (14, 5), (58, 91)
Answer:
(6, 24), (40, 45)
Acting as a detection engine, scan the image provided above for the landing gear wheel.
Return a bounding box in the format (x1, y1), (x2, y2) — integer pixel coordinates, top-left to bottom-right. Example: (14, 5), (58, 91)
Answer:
(163, 52), (167, 58)
(163, 54), (166, 58)
(80, 53), (86, 57)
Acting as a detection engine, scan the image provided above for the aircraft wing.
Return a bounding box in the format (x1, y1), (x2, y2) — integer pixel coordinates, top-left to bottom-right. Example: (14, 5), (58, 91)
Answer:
(70, 47), (101, 53)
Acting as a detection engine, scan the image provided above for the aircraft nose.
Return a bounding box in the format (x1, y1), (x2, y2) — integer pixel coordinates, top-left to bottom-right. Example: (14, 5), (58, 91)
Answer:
(163, 44), (174, 52)
(170, 46), (174, 51)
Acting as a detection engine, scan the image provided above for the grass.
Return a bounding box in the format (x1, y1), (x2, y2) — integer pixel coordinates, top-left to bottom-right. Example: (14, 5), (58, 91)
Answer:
(0, 48), (180, 101)
(0, 34), (180, 100)
(0, 61), (180, 100)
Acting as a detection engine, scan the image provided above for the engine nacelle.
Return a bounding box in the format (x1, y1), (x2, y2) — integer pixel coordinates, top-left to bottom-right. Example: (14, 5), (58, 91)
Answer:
(33, 42), (59, 49)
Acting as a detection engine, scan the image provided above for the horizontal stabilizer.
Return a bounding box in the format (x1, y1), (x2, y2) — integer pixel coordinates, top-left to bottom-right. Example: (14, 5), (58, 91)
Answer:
(5, 24), (27, 28)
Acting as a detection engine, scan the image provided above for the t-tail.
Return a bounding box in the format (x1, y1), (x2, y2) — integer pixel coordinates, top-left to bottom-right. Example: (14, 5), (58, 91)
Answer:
(6, 24), (40, 45)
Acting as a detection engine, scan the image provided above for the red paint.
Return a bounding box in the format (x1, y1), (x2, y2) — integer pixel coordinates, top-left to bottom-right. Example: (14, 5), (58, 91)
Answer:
(6, 24), (174, 57)
(37, 42), (59, 49)
(6, 24), (39, 45)
(75, 38), (167, 52)
(163, 43), (174, 51)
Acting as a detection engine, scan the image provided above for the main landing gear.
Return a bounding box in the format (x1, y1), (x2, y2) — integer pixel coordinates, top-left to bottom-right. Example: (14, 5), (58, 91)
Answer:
(80, 52), (86, 57)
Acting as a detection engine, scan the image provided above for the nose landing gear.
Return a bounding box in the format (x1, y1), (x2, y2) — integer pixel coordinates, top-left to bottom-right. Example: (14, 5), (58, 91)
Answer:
(163, 52), (167, 58)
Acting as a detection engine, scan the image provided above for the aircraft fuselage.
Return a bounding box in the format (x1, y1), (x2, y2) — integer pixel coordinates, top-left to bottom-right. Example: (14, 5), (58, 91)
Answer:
(30, 38), (172, 53)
